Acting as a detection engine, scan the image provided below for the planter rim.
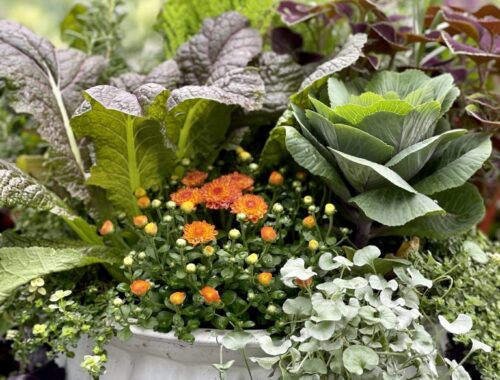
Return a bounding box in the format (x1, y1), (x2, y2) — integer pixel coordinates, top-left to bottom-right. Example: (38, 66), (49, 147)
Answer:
(129, 325), (269, 347)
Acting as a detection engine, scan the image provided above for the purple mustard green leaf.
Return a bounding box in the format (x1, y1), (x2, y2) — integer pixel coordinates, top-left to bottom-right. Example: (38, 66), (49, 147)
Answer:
(167, 67), (264, 112)
(258, 52), (304, 115)
(56, 48), (107, 115)
(0, 21), (106, 202)
(110, 60), (182, 92)
(300, 34), (367, 90)
(175, 11), (262, 86)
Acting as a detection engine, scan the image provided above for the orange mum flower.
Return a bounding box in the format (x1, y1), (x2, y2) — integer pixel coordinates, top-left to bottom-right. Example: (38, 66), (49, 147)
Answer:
(257, 272), (273, 286)
(302, 216), (316, 229)
(183, 220), (217, 246)
(130, 279), (151, 296)
(199, 286), (221, 304)
(99, 220), (114, 236)
(221, 172), (254, 191)
(169, 291), (186, 305)
(261, 226), (277, 242)
(231, 194), (268, 223)
(201, 177), (242, 209)
(137, 196), (151, 209)
(170, 187), (203, 206)
(133, 215), (148, 228)
(181, 170), (208, 187)
(269, 171), (284, 186)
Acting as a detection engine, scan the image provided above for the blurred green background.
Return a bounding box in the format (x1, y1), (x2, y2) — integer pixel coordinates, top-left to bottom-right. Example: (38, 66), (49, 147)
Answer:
(0, 0), (163, 69)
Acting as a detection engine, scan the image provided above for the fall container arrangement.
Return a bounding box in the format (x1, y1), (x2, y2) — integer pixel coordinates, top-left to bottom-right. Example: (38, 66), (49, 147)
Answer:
(0, 1), (498, 379)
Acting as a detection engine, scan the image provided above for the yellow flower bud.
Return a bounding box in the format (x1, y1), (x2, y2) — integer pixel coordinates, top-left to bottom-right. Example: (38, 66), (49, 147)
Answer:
(203, 246), (215, 257)
(144, 222), (158, 236)
(180, 201), (195, 214)
(325, 203), (336, 216)
(229, 229), (241, 240)
(245, 253), (259, 265)
(308, 239), (319, 251)
(134, 187), (146, 198)
(186, 263), (196, 273)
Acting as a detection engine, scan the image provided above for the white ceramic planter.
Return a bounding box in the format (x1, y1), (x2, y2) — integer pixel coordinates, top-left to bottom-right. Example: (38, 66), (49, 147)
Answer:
(63, 326), (275, 380)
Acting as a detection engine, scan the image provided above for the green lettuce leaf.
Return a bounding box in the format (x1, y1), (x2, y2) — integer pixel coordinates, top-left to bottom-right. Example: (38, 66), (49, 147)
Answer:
(72, 84), (176, 217)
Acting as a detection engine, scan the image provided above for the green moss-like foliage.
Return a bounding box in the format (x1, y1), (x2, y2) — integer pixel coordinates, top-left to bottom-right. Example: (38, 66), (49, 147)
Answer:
(415, 233), (499, 379)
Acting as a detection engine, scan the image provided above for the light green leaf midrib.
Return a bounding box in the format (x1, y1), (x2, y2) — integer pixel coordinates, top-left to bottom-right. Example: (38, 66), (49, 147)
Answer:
(46, 64), (84, 175)
(125, 116), (140, 192)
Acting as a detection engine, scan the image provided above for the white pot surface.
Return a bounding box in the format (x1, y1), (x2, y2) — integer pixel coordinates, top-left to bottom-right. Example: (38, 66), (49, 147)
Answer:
(63, 326), (275, 380)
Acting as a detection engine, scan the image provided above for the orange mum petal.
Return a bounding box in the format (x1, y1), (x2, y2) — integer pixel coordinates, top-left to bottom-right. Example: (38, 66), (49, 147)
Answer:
(221, 172), (254, 191)
(183, 220), (218, 246)
(170, 187), (203, 206)
(181, 171), (209, 187)
(199, 286), (221, 304)
(201, 177), (242, 209)
(231, 194), (268, 223)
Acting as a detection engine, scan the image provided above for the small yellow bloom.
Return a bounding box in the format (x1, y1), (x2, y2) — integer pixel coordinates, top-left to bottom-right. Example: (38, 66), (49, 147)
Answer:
(144, 222), (158, 236)
(203, 246), (215, 257)
(325, 203), (336, 216)
(134, 187), (147, 198)
(245, 253), (259, 265)
(180, 201), (195, 214)
(308, 239), (319, 251)
(186, 263), (196, 273)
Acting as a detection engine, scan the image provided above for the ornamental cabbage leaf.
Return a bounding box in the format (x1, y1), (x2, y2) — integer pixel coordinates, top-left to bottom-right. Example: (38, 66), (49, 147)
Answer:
(275, 69), (491, 239)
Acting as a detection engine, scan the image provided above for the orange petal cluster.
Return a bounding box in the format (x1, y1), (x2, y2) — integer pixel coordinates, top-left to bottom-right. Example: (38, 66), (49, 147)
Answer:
(221, 172), (254, 191)
(261, 226), (277, 242)
(183, 220), (218, 246)
(199, 286), (221, 304)
(170, 187), (203, 206)
(231, 194), (268, 223)
(181, 170), (208, 187)
(130, 279), (151, 296)
(201, 177), (242, 209)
